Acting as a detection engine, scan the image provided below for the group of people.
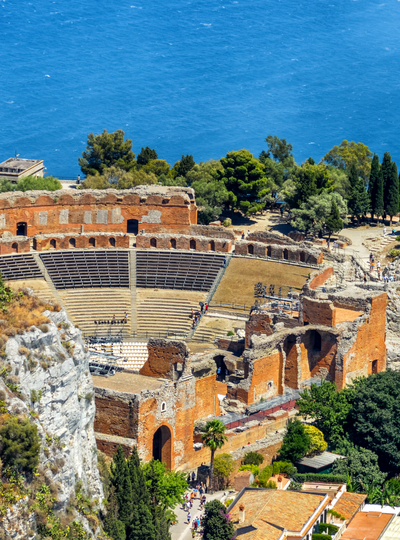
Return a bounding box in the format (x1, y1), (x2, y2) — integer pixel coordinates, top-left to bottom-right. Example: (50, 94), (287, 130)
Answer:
(366, 253), (396, 282)
(191, 303), (208, 328)
(184, 484), (208, 533)
(94, 312), (129, 325)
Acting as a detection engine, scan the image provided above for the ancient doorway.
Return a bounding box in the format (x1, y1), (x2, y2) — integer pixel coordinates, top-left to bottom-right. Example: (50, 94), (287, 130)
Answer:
(89, 237), (96, 247)
(11, 242), (18, 254)
(127, 219), (139, 235)
(109, 237), (116, 247)
(16, 222), (27, 236)
(283, 249), (289, 260)
(267, 246), (272, 257)
(248, 244), (254, 255)
(69, 238), (76, 248)
(300, 251), (306, 263)
(209, 240), (215, 252)
(170, 238), (176, 249)
(150, 238), (157, 248)
(372, 360), (378, 374)
(152, 425), (172, 469)
(214, 354), (228, 381)
(190, 239), (196, 250)
(50, 239), (56, 250)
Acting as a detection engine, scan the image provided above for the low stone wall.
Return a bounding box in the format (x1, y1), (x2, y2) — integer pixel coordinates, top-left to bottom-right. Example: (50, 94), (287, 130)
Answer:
(247, 230), (296, 245)
(0, 236), (30, 255)
(190, 224), (235, 240)
(235, 240), (323, 265)
(136, 233), (232, 253)
(33, 232), (129, 251)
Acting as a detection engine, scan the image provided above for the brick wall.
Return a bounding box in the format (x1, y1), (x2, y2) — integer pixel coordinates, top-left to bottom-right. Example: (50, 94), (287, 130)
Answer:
(308, 267), (334, 289)
(190, 225), (235, 240)
(33, 233), (129, 251)
(0, 187), (196, 237)
(139, 339), (188, 379)
(0, 237), (30, 255)
(235, 241), (322, 265)
(136, 233), (232, 253)
(245, 312), (274, 348)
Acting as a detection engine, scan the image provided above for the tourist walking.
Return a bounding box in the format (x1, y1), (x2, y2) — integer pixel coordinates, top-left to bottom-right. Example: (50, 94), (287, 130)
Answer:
(364, 274), (367, 283)
(187, 511), (191, 524)
(383, 227), (387, 236)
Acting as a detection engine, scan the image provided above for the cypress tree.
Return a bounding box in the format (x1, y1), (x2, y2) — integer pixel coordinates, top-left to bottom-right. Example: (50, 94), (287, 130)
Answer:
(382, 151), (393, 215)
(386, 162), (400, 225)
(369, 154), (384, 221)
(110, 446), (133, 527)
(325, 200), (344, 241)
(348, 162), (370, 221)
(176, 154), (196, 177)
(137, 146), (158, 165)
(103, 487), (127, 540)
(127, 448), (155, 540)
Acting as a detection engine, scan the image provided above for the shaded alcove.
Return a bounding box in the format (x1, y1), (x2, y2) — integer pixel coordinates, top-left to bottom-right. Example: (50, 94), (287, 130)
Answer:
(152, 425), (172, 469)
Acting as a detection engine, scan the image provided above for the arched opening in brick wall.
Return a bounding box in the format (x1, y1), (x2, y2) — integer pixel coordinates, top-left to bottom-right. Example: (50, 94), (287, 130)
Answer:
(127, 219), (139, 235)
(190, 239), (196, 250)
(89, 237), (96, 247)
(209, 240), (215, 252)
(214, 354), (228, 381)
(372, 359), (378, 374)
(152, 425), (171, 469)
(11, 242), (18, 254)
(150, 238), (157, 248)
(248, 244), (254, 255)
(16, 222), (27, 236)
(267, 246), (272, 257)
(283, 249), (288, 260)
(69, 238), (76, 248)
(50, 239), (56, 250)
(170, 238), (176, 249)
(109, 237), (116, 247)
(300, 251), (306, 263)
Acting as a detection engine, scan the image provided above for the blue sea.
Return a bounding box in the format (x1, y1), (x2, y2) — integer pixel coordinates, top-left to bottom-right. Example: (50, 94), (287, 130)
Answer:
(1, 0), (400, 177)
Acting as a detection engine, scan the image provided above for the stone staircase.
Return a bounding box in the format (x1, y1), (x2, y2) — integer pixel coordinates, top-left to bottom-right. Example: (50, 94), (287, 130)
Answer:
(189, 324), (232, 343)
(136, 296), (202, 338)
(58, 288), (132, 336)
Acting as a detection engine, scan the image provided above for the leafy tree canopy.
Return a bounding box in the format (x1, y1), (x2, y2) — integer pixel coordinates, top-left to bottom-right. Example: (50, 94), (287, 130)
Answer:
(137, 147), (158, 166)
(79, 129), (136, 176)
(291, 191), (347, 235)
(297, 382), (354, 444)
(0, 415), (40, 472)
(192, 177), (229, 224)
(279, 419), (311, 463)
(202, 500), (235, 540)
(286, 162), (334, 208)
(349, 371), (400, 472)
(322, 140), (373, 180)
(80, 167), (158, 190)
(332, 445), (387, 487)
(304, 425), (328, 456)
(201, 419), (228, 491)
(347, 162), (370, 219)
(262, 135), (295, 169)
(159, 174), (187, 187)
(142, 459), (187, 511)
(142, 159), (172, 178)
(215, 149), (269, 215)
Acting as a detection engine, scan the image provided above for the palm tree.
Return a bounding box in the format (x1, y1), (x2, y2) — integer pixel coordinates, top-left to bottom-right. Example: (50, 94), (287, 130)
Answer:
(201, 419), (228, 493)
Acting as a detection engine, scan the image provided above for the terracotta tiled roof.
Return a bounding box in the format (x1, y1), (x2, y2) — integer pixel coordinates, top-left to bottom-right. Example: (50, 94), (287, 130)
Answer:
(333, 492), (367, 522)
(229, 488), (328, 539)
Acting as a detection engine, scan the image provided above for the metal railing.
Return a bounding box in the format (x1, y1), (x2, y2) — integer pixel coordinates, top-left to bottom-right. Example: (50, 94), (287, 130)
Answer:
(208, 301), (251, 312)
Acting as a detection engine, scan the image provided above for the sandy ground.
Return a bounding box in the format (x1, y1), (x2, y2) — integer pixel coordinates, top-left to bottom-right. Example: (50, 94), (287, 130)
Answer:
(92, 372), (163, 393)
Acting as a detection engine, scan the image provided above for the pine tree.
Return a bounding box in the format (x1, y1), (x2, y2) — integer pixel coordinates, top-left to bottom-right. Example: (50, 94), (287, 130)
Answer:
(325, 200), (344, 241)
(127, 448), (155, 540)
(103, 487), (127, 540)
(137, 147), (158, 166)
(382, 151), (393, 216)
(175, 154), (196, 177)
(386, 162), (400, 225)
(110, 446), (133, 527)
(369, 154), (384, 221)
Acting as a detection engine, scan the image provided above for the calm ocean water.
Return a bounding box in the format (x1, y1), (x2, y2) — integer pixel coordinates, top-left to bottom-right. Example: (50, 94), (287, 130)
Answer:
(1, 0), (400, 176)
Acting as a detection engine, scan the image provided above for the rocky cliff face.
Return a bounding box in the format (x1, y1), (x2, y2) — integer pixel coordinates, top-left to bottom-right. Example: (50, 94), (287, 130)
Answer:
(0, 308), (103, 539)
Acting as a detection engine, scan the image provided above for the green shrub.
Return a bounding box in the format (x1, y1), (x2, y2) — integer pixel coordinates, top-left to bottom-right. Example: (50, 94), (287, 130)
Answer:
(224, 498), (234, 507)
(272, 461), (296, 476)
(396, 236), (400, 242)
(389, 249), (400, 259)
(243, 451), (264, 466)
(327, 509), (346, 521)
(31, 389), (38, 403)
(318, 523), (339, 536)
(222, 218), (232, 227)
(288, 481), (303, 491)
(239, 464), (260, 476)
(227, 331), (235, 336)
(293, 473), (347, 483)
(312, 535), (331, 540)
(265, 480), (277, 489)
(0, 416), (40, 471)
(258, 464), (273, 487)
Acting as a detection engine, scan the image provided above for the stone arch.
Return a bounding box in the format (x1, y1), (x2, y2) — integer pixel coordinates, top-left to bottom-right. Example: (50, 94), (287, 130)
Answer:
(69, 238), (76, 248)
(150, 238), (157, 248)
(50, 239), (56, 250)
(283, 248), (289, 260)
(300, 251), (306, 263)
(267, 246), (272, 257)
(152, 425), (172, 469)
(109, 237), (116, 247)
(190, 239), (196, 250)
(209, 240), (215, 252)
(248, 244), (254, 255)
(11, 242), (18, 254)
(89, 237), (96, 247)
(170, 238), (177, 249)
